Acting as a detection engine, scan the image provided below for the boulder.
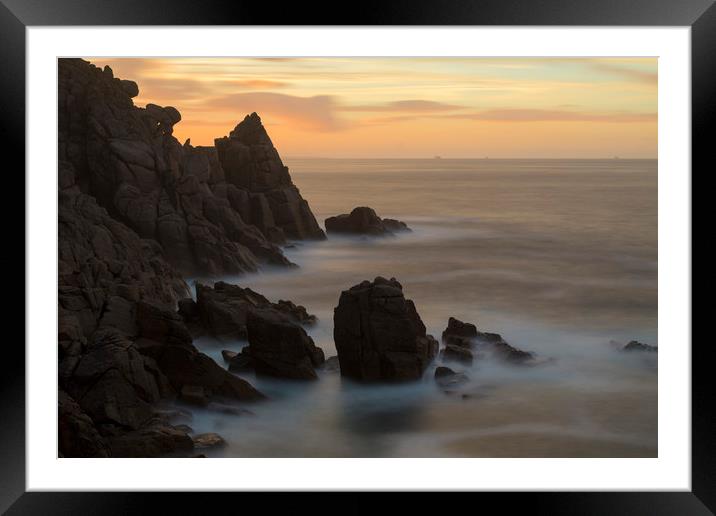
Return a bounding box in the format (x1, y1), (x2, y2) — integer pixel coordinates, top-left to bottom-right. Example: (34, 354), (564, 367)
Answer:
(325, 207), (411, 236)
(245, 309), (325, 380)
(194, 281), (316, 340)
(434, 366), (470, 387)
(333, 277), (437, 382)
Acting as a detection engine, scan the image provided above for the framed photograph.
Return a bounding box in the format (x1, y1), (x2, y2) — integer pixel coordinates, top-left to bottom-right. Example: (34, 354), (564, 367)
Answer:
(4, 0), (712, 512)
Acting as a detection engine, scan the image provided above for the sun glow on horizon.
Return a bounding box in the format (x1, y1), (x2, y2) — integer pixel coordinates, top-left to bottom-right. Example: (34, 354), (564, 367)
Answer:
(89, 57), (657, 159)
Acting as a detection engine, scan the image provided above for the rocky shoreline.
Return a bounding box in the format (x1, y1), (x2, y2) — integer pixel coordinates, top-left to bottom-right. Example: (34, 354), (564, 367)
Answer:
(57, 59), (655, 458)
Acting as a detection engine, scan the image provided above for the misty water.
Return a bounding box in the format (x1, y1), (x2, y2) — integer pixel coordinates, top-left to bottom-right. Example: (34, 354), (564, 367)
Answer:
(183, 158), (658, 457)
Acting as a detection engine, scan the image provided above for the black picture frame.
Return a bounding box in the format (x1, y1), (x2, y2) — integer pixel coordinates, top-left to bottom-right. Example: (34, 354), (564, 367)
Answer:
(2, 0), (712, 513)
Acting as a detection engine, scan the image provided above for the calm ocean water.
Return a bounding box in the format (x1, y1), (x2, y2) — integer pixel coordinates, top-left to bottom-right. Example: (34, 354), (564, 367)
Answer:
(187, 159), (658, 457)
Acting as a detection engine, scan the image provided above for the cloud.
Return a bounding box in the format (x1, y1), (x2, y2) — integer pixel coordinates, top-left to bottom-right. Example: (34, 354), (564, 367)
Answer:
(587, 61), (658, 85)
(362, 109), (656, 125)
(454, 109), (657, 122)
(341, 100), (464, 113)
(233, 79), (290, 89)
(204, 92), (345, 131)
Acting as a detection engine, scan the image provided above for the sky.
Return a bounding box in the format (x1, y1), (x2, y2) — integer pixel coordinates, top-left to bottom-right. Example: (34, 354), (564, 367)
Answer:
(90, 57), (657, 159)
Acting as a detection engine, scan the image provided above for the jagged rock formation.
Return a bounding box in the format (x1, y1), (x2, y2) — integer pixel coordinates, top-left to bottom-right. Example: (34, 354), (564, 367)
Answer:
(215, 113), (326, 244)
(325, 207), (411, 236)
(183, 281), (316, 341)
(59, 58), (323, 276)
(333, 277), (438, 382)
(440, 317), (535, 365)
(58, 58), (331, 456)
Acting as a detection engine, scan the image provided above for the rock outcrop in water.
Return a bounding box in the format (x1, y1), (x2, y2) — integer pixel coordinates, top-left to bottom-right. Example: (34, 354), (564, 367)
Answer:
(325, 207), (411, 236)
(58, 58), (332, 456)
(440, 317), (535, 365)
(333, 277), (438, 382)
(59, 58), (323, 276)
(622, 340), (657, 353)
(186, 281), (317, 341)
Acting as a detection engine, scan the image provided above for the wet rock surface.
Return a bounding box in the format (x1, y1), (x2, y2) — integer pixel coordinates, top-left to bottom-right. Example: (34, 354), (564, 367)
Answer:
(325, 207), (411, 236)
(333, 277), (438, 382)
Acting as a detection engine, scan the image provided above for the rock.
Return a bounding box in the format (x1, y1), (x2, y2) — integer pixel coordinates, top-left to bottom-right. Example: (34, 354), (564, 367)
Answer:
(382, 218), (412, 233)
(195, 281), (316, 340)
(228, 351), (254, 373)
(58, 390), (110, 457)
(434, 366), (456, 378)
(221, 349), (238, 362)
(59, 59), (322, 277)
(119, 80), (139, 98)
(441, 317), (536, 365)
(623, 340), (657, 352)
(180, 385), (209, 406)
(325, 207), (411, 236)
(434, 366), (469, 387)
(193, 432), (226, 449)
(215, 112), (326, 241)
(333, 277), (437, 382)
(440, 344), (474, 366)
(108, 424), (194, 457)
(177, 298), (199, 321)
(441, 317), (478, 347)
(245, 309), (325, 380)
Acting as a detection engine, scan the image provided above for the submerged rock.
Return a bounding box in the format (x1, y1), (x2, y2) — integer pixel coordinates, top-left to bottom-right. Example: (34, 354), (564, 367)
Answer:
(434, 366), (470, 387)
(333, 277), (438, 382)
(623, 340), (658, 353)
(325, 207), (411, 236)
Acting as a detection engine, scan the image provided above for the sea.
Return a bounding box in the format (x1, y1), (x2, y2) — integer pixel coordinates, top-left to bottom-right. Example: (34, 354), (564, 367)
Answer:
(185, 158), (658, 457)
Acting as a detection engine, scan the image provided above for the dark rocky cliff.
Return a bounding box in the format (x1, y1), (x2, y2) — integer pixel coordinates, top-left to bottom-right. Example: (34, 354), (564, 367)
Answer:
(57, 58), (325, 457)
(59, 58), (324, 277)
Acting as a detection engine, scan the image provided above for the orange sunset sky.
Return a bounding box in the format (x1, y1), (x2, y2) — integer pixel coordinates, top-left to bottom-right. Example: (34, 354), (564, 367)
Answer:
(90, 57), (657, 159)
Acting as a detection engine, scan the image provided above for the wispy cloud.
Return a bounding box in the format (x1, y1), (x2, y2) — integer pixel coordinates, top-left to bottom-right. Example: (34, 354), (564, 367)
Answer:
(341, 100), (464, 113)
(204, 92), (345, 131)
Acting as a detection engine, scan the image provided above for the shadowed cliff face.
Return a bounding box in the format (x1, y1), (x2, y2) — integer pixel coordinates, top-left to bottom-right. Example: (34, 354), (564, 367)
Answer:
(56, 58), (327, 457)
(58, 58), (324, 277)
